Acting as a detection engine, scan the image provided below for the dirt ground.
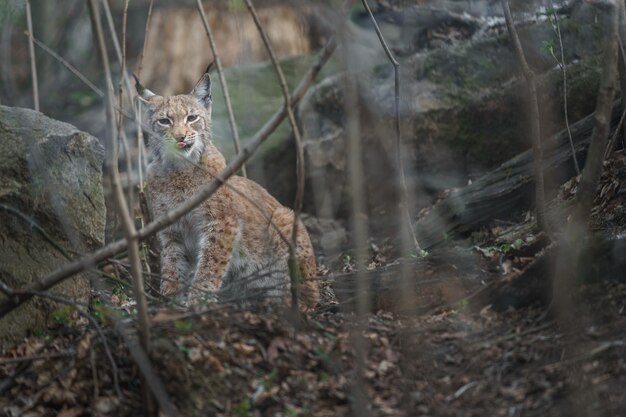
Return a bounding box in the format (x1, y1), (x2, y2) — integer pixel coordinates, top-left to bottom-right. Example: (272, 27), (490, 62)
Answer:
(1, 279), (624, 417)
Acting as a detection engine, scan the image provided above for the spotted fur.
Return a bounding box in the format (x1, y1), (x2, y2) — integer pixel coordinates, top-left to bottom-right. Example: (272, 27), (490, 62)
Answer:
(137, 72), (319, 310)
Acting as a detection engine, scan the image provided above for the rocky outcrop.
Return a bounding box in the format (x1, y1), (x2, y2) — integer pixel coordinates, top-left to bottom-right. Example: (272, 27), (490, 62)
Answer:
(0, 106), (105, 346)
(259, 3), (605, 234)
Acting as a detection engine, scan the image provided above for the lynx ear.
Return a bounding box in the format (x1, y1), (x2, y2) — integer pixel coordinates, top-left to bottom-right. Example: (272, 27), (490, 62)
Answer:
(190, 70), (212, 108)
(133, 73), (158, 104)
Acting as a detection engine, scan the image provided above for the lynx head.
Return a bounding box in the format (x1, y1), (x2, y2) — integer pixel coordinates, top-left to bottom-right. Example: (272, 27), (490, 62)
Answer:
(135, 71), (212, 165)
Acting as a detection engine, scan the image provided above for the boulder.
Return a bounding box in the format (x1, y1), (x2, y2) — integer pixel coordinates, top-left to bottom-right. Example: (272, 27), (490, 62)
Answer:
(0, 106), (105, 346)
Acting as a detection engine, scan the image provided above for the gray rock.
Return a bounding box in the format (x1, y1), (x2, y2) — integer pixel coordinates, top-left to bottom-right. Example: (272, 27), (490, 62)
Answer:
(277, 4), (604, 230)
(302, 214), (349, 260)
(0, 105), (105, 346)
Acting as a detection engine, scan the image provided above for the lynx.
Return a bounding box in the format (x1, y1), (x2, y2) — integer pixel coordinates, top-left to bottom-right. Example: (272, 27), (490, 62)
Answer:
(135, 71), (319, 310)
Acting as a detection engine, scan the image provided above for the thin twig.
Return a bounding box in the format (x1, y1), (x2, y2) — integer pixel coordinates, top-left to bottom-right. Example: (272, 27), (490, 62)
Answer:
(86, 0), (150, 356)
(0, 350), (75, 365)
(99, 0), (148, 199)
(616, 1), (626, 149)
(100, 0), (144, 213)
(501, 0), (548, 233)
(195, 0), (247, 177)
(24, 0), (38, 112)
(90, 347), (99, 404)
(121, 0), (129, 81)
(548, 0), (580, 174)
(100, 0), (137, 106)
(22, 290), (121, 398)
(0, 37), (337, 318)
(30, 35), (103, 95)
(555, 340), (624, 367)
(572, 3), (619, 222)
(30, 33), (141, 126)
(553, 0), (619, 326)
(339, 11), (372, 414)
(361, 0), (423, 255)
(246, 0), (309, 313)
(471, 321), (555, 347)
(605, 107), (626, 159)
(114, 319), (180, 417)
(30, 30), (153, 204)
(120, 0), (153, 279)
(136, 0), (154, 79)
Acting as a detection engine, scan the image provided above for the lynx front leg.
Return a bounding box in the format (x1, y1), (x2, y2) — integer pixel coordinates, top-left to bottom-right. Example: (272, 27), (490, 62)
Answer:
(187, 221), (237, 305)
(158, 230), (190, 300)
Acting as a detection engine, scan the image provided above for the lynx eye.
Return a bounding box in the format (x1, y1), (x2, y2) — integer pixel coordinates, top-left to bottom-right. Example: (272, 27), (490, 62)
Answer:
(157, 118), (171, 126)
(186, 114), (199, 123)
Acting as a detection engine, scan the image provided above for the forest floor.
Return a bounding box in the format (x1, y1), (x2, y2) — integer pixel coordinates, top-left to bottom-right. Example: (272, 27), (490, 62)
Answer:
(1, 151), (626, 417)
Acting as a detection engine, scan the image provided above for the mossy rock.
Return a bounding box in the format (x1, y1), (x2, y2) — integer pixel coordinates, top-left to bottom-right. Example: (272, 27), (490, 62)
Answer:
(210, 53), (338, 161)
(0, 106), (105, 347)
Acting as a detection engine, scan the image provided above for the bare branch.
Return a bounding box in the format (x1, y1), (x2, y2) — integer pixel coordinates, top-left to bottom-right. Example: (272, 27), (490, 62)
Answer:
(553, 0), (619, 323)
(615, 0), (626, 151)
(361, 0), (424, 255)
(501, 0), (548, 233)
(0, 350), (74, 365)
(114, 319), (180, 417)
(30, 35), (103, 95)
(0, 36), (337, 318)
(101, 0), (142, 107)
(30, 33), (141, 127)
(101, 0), (137, 222)
(121, 0), (129, 79)
(572, 6), (619, 221)
(548, 0), (580, 175)
(86, 0), (150, 355)
(195, 0), (247, 177)
(136, 0), (154, 79)
(345, 73), (373, 417)
(24, 0), (39, 112)
(605, 107), (626, 159)
(246, 0), (314, 313)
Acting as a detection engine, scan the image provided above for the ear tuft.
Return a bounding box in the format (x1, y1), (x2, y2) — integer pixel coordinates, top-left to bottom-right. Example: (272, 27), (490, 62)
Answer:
(190, 72), (212, 108)
(133, 73), (157, 101)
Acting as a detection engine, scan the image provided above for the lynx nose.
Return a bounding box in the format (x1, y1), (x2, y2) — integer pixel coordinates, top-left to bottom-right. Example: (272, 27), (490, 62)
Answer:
(174, 132), (187, 142)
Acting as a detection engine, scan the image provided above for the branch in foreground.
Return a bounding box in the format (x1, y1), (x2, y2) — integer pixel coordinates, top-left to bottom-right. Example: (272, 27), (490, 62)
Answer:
(548, 0), (580, 175)
(87, 0), (151, 356)
(22, 290), (121, 398)
(553, 0), (619, 320)
(0, 36), (337, 318)
(135, 0), (154, 79)
(501, 0), (548, 233)
(360, 0), (424, 256)
(195, 0), (247, 177)
(114, 319), (180, 417)
(244, 0), (306, 315)
(25, 0), (39, 112)
(571, 3), (619, 222)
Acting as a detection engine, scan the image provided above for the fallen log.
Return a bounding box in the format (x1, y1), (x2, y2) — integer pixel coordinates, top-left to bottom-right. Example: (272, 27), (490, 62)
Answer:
(415, 102), (624, 249)
(486, 234), (626, 311)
